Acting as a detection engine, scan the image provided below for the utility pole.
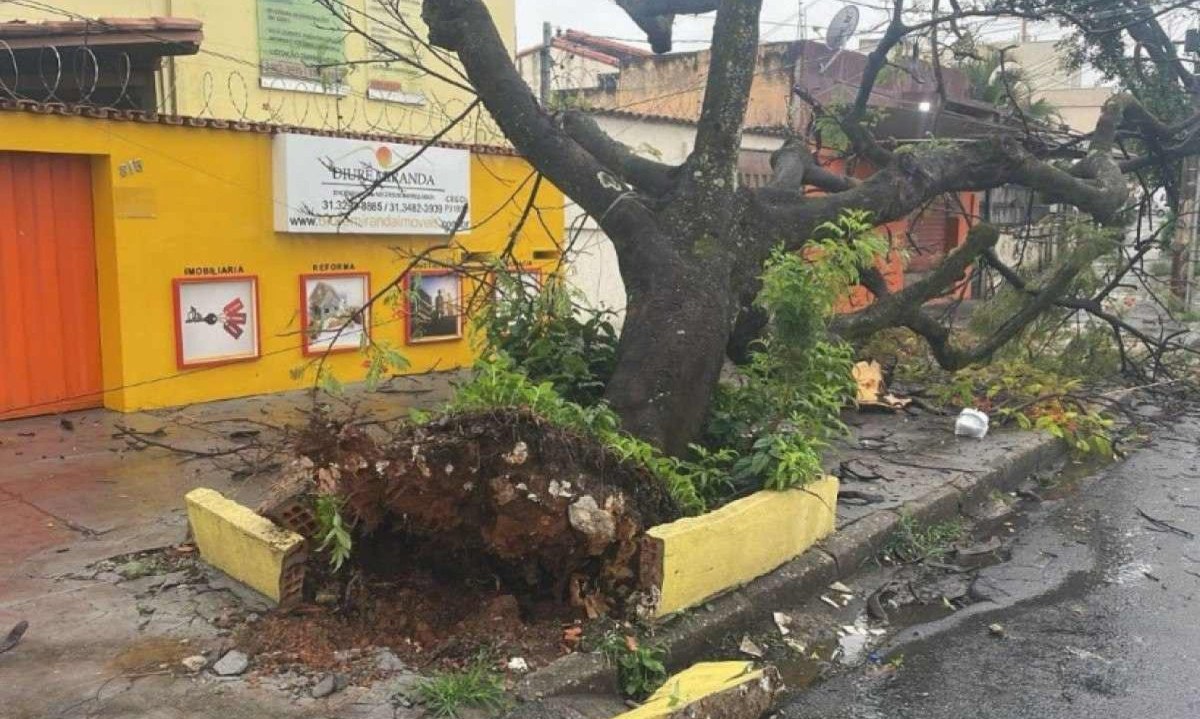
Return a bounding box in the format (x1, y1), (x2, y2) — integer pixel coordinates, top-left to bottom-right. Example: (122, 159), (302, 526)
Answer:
(540, 22), (553, 107)
(1172, 29), (1200, 309)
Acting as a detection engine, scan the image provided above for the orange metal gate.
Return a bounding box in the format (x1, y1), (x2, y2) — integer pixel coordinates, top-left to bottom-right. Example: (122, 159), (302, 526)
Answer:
(0, 152), (103, 419)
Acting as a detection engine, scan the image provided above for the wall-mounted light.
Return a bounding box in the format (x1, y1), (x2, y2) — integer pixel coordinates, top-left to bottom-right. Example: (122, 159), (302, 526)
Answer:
(917, 101), (932, 112)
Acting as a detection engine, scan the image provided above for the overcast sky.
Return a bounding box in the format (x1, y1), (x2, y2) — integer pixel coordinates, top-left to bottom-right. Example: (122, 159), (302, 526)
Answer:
(512, 1), (1035, 52)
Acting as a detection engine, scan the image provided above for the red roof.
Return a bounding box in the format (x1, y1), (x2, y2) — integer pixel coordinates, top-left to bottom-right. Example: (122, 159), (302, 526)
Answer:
(0, 17), (202, 53)
(517, 29), (650, 67)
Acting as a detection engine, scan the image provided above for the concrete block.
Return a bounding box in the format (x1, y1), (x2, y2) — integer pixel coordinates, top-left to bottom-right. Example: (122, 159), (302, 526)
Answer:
(643, 477), (838, 618)
(185, 488), (307, 605)
(613, 662), (781, 719)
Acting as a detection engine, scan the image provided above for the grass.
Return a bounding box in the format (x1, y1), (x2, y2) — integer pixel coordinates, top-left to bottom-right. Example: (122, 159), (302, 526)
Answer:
(881, 514), (966, 564)
(414, 660), (509, 718)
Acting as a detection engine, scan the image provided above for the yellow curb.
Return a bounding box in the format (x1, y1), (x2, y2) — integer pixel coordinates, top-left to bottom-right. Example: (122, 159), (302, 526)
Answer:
(614, 661), (780, 718)
(185, 488), (307, 604)
(643, 477), (838, 617)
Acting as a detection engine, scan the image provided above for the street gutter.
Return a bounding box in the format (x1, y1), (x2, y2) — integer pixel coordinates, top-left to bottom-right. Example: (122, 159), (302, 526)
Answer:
(515, 427), (1067, 702)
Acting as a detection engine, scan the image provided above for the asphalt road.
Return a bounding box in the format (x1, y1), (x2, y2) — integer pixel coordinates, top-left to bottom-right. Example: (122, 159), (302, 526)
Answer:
(779, 409), (1200, 719)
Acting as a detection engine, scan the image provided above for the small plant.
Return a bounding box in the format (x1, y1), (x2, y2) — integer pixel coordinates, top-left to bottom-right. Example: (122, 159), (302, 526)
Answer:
(881, 514), (965, 564)
(414, 659), (509, 718)
(314, 494), (353, 572)
(476, 267), (619, 406)
(699, 210), (887, 498)
(599, 632), (668, 700)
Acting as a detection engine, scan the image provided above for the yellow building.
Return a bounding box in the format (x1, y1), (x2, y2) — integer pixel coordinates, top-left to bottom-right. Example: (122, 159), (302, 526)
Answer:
(1, 0), (514, 142)
(0, 101), (562, 419)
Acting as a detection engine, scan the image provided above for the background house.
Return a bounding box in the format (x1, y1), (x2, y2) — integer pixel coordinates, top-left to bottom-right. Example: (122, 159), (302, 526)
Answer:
(1, 0), (516, 141)
(521, 34), (985, 323)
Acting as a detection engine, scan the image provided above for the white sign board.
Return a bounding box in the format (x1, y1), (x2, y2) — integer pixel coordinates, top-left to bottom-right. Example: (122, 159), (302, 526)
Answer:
(273, 133), (471, 235)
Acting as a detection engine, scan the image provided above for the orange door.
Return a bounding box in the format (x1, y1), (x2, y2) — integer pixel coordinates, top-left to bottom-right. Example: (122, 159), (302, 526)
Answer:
(0, 152), (103, 419)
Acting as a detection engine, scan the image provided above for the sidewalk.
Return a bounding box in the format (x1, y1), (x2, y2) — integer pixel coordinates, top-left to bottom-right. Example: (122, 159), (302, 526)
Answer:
(0, 385), (1062, 719)
(0, 374), (458, 719)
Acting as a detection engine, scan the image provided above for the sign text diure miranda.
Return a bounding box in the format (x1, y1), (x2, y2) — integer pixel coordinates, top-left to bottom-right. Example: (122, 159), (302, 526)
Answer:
(274, 133), (471, 236)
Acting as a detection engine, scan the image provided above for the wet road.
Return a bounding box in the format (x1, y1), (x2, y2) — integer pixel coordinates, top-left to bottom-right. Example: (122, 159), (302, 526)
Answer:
(780, 410), (1200, 719)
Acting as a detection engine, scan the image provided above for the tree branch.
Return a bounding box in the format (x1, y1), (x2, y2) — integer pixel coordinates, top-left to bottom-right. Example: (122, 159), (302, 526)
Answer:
(421, 0), (655, 249)
(692, 0), (764, 183)
(768, 140), (861, 193)
(562, 110), (679, 196)
(614, 0), (720, 53)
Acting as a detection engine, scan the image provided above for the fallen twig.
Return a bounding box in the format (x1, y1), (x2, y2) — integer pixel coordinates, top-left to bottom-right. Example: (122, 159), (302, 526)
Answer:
(0, 620), (28, 654)
(1136, 508), (1195, 540)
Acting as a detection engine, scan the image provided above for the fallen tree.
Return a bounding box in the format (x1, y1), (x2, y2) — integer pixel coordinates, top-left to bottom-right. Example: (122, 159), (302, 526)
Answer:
(314, 0), (1200, 455)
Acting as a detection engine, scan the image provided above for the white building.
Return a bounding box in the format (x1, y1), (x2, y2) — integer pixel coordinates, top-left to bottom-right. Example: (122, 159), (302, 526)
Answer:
(563, 109), (786, 325)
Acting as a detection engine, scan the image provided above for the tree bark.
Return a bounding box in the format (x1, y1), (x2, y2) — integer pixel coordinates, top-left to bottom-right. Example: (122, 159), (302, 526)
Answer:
(606, 246), (736, 454)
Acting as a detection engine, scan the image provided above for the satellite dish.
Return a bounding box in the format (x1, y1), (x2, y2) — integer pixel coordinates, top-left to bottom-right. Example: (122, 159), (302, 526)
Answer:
(825, 6), (860, 51)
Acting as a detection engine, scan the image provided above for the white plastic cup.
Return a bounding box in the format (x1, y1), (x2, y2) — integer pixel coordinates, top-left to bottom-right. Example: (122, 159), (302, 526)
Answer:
(955, 408), (990, 438)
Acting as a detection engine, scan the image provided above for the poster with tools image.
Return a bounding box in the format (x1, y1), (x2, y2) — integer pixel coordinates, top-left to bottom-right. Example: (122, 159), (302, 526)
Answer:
(173, 277), (261, 368)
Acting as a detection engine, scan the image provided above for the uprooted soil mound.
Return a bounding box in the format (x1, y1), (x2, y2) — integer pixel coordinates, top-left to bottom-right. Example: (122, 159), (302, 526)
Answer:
(265, 408), (681, 618)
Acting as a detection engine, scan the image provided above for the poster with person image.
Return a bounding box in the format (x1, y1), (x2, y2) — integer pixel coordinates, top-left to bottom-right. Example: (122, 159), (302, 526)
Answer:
(405, 270), (462, 343)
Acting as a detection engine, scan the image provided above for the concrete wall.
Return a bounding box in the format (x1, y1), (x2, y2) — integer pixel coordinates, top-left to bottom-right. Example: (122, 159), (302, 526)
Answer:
(5, 0), (516, 140)
(516, 46), (616, 100)
(1036, 86), (1115, 133)
(0, 107), (562, 411)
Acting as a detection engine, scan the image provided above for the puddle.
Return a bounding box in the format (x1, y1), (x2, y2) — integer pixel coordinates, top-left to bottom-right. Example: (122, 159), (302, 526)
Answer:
(772, 636), (840, 690)
(884, 600), (958, 627)
(1038, 456), (1113, 500)
(110, 636), (195, 674)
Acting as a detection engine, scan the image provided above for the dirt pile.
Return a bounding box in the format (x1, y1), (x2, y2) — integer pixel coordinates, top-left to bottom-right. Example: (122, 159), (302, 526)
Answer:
(264, 408), (680, 617)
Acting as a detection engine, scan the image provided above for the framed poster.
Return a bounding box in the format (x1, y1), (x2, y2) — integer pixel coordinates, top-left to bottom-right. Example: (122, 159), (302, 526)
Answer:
(300, 272), (371, 356)
(405, 270), (463, 344)
(173, 276), (261, 369)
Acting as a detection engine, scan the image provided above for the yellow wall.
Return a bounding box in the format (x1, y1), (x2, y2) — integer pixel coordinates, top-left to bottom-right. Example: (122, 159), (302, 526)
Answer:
(0, 109), (563, 411)
(7, 0), (514, 140)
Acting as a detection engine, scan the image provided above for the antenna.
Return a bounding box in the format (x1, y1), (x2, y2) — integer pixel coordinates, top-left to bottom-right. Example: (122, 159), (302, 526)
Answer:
(825, 5), (859, 52)
(820, 5), (859, 74)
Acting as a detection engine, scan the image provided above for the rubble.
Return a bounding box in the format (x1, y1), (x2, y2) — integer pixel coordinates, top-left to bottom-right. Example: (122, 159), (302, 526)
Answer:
(212, 650), (250, 676)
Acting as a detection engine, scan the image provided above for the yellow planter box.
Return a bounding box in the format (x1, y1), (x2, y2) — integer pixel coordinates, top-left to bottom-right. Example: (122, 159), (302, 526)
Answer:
(641, 477), (838, 618)
(613, 661), (780, 719)
(185, 488), (308, 605)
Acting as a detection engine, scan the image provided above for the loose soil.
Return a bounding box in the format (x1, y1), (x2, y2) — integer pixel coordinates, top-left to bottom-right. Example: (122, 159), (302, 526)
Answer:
(243, 408), (681, 674)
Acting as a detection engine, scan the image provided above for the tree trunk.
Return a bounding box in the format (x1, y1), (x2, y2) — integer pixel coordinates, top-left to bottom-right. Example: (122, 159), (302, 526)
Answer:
(604, 242), (736, 456)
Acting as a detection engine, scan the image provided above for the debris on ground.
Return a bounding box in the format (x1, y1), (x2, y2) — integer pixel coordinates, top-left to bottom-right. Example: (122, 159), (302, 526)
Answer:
(773, 612), (793, 636)
(310, 673), (339, 698)
(506, 657), (530, 673)
(853, 361), (913, 411)
(180, 655), (207, 673)
(213, 649), (250, 676)
(989, 623), (1006, 638)
(1, 620), (28, 654)
(739, 636), (765, 658)
(954, 408), (990, 438)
